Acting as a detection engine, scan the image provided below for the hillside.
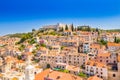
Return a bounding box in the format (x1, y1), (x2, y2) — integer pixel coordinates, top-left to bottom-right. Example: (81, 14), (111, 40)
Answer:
(5, 24), (120, 38)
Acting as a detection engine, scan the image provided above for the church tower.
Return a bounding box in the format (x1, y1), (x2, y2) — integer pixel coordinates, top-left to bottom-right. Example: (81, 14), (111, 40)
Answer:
(25, 55), (35, 80)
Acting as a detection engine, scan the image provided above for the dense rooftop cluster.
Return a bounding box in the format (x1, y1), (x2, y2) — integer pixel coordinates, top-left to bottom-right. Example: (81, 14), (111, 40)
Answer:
(0, 23), (120, 80)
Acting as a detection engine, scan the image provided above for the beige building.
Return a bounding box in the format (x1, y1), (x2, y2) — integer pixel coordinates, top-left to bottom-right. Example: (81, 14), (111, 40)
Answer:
(65, 53), (87, 67)
(85, 60), (108, 80)
(39, 53), (87, 68)
(107, 55), (120, 80)
(96, 52), (117, 65)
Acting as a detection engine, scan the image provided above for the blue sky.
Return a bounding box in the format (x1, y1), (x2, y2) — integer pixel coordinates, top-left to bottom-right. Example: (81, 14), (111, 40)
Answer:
(0, 0), (120, 35)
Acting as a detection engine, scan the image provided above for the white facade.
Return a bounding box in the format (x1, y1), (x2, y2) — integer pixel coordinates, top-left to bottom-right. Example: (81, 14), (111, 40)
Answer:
(25, 65), (35, 80)
(83, 43), (90, 53)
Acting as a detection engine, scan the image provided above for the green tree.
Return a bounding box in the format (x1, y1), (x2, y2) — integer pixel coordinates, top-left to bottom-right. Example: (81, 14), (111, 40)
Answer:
(32, 29), (36, 32)
(114, 37), (120, 43)
(49, 31), (56, 35)
(35, 44), (40, 50)
(61, 46), (64, 50)
(59, 69), (69, 73)
(18, 37), (26, 44)
(99, 39), (107, 45)
(78, 72), (87, 78)
(29, 38), (36, 44)
(71, 24), (74, 32)
(17, 33), (33, 44)
(117, 39), (120, 43)
(65, 25), (68, 30)
(17, 55), (22, 60)
(19, 44), (25, 51)
(114, 36), (117, 43)
(41, 43), (46, 47)
(63, 69), (69, 73)
(34, 59), (39, 63)
(32, 50), (37, 55)
(46, 64), (50, 68)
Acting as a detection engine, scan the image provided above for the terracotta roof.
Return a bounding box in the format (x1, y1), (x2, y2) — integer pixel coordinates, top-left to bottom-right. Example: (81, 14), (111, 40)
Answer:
(85, 60), (107, 68)
(5, 56), (17, 63)
(39, 47), (47, 50)
(107, 42), (120, 47)
(35, 69), (83, 80)
(35, 69), (50, 80)
(90, 44), (101, 49)
(16, 60), (24, 63)
(0, 74), (3, 77)
(97, 53), (111, 57)
(87, 76), (103, 80)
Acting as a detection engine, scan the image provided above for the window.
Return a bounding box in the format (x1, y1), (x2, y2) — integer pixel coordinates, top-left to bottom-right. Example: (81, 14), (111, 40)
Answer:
(74, 72), (75, 74)
(97, 75), (99, 77)
(106, 60), (108, 63)
(114, 61), (116, 63)
(34, 72), (37, 75)
(113, 74), (116, 77)
(62, 66), (64, 69)
(100, 60), (102, 62)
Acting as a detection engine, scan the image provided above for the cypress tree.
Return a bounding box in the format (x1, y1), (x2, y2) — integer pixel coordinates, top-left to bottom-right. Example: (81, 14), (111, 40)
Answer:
(71, 24), (74, 31)
(114, 36), (117, 43)
(65, 25), (68, 30)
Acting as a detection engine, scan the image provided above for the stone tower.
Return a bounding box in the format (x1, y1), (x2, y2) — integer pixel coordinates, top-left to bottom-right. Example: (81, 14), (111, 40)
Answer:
(25, 55), (35, 80)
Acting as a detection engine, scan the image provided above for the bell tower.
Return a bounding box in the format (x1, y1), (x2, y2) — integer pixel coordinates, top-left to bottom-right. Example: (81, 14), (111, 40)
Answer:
(25, 55), (35, 80)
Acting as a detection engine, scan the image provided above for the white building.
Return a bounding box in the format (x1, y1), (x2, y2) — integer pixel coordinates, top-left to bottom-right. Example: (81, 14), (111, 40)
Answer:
(25, 55), (43, 80)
